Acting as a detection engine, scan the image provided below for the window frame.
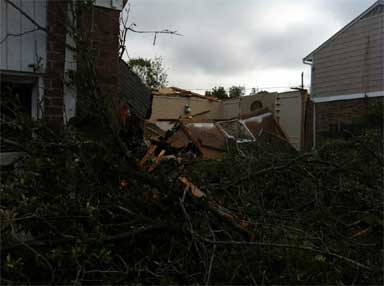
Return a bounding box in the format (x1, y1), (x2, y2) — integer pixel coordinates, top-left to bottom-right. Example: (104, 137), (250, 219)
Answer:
(1, 71), (44, 119)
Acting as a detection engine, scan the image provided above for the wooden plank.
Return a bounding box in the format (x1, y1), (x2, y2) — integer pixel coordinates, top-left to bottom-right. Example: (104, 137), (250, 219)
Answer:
(179, 121), (206, 158)
(147, 150), (166, 173)
(139, 144), (157, 169)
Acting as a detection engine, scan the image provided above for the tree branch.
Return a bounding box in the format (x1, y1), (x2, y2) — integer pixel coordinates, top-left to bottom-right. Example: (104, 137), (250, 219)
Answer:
(5, 0), (47, 32)
(0, 28), (41, 45)
(128, 27), (182, 46)
(197, 236), (375, 271)
(119, 3), (182, 56)
(3, 0), (76, 51)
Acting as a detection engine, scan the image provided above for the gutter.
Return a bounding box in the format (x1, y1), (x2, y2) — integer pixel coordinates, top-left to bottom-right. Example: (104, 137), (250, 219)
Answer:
(302, 58), (312, 65)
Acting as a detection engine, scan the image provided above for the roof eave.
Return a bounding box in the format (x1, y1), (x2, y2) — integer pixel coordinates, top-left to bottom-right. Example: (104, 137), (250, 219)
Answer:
(303, 55), (313, 64)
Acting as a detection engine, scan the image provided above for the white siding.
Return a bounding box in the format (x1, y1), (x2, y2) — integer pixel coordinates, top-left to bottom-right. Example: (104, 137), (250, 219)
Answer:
(0, 0), (47, 73)
(63, 5), (77, 123)
(238, 92), (304, 150)
(275, 92), (304, 150)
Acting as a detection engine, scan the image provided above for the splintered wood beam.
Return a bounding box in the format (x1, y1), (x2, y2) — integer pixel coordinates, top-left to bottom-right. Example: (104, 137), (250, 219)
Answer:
(139, 144), (157, 168)
(178, 176), (254, 239)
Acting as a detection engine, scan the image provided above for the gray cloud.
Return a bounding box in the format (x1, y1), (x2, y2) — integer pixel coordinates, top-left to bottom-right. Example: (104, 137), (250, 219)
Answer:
(316, 0), (377, 23)
(125, 0), (376, 90)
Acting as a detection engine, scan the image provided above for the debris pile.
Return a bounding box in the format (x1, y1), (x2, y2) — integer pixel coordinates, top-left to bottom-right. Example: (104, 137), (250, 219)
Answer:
(1, 107), (383, 284)
(145, 108), (292, 160)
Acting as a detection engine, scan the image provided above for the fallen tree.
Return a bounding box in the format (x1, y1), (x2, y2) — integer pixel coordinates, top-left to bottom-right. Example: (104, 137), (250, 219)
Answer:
(1, 4), (382, 279)
(1, 106), (383, 284)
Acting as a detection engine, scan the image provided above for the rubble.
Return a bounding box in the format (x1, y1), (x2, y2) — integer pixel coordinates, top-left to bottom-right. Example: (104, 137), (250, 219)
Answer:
(153, 86), (219, 102)
(1, 93), (383, 284)
(144, 108), (292, 160)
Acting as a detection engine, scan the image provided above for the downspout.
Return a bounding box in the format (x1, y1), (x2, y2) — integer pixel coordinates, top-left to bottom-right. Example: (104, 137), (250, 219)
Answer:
(312, 103), (316, 149)
(303, 58), (313, 96)
(303, 58), (316, 148)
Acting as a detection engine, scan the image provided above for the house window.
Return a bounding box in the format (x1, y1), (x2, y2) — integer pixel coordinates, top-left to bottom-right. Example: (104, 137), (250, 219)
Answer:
(1, 78), (38, 153)
(0, 74), (41, 119)
(1, 82), (34, 118)
(328, 120), (355, 137)
(250, 100), (263, 111)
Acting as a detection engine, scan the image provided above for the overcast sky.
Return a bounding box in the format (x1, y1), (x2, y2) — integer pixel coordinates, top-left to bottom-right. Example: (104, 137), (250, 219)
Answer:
(123, 0), (377, 94)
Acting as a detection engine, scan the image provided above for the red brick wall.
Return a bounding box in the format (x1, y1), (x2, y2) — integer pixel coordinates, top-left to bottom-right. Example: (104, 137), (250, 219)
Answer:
(315, 97), (383, 144)
(79, 6), (120, 101)
(44, 0), (68, 128)
(92, 7), (120, 93)
(44, 3), (120, 128)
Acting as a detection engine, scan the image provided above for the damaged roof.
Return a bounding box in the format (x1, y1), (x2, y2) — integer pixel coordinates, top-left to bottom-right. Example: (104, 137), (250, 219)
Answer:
(119, 59), (152, 120)
(153, 87), (219, 102)
(240, 109), (288, 140)
(148, 108), (290, 159)
(168, 122), (226, 159)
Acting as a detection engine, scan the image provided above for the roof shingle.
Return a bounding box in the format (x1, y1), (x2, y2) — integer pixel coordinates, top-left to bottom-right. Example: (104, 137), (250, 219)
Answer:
(119, 59), (152, 120)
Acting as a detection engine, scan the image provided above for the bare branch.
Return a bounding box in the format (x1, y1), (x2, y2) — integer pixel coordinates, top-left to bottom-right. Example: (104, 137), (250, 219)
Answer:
(2, 0), (77, 51)
(1, 0), (48, 45)
(0, 28), (41, 45)
(118, 3), (182, 55)
(197, 236), (374, 271)
(128, 26), (182, 46)
(5, 0), (47, 32)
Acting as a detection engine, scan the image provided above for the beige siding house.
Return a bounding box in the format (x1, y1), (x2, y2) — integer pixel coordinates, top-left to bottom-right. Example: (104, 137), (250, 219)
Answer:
(303, 0), (384, 145)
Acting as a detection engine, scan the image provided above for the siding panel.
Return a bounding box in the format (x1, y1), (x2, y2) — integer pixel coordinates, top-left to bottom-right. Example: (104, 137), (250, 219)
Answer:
(6, 0), (22, 71)
(315, 67), (383, 81)
(0, 0), (7, 68)
(315, 39), (383, 61)
(312, 11), (384, 98)
(314, 57), (382, 73)
(21, 0), (35, 71)
(35, 0), (47, 71)
(0, 0), (47, 72)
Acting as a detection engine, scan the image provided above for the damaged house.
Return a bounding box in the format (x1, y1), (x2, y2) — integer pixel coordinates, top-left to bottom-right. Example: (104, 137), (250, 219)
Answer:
(145, 87), (302, 160)
(144, 107), (291, 163)
(119, 59), (153, 132)
(148, 87), (308, 151)
(163, 109), (290, 159)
